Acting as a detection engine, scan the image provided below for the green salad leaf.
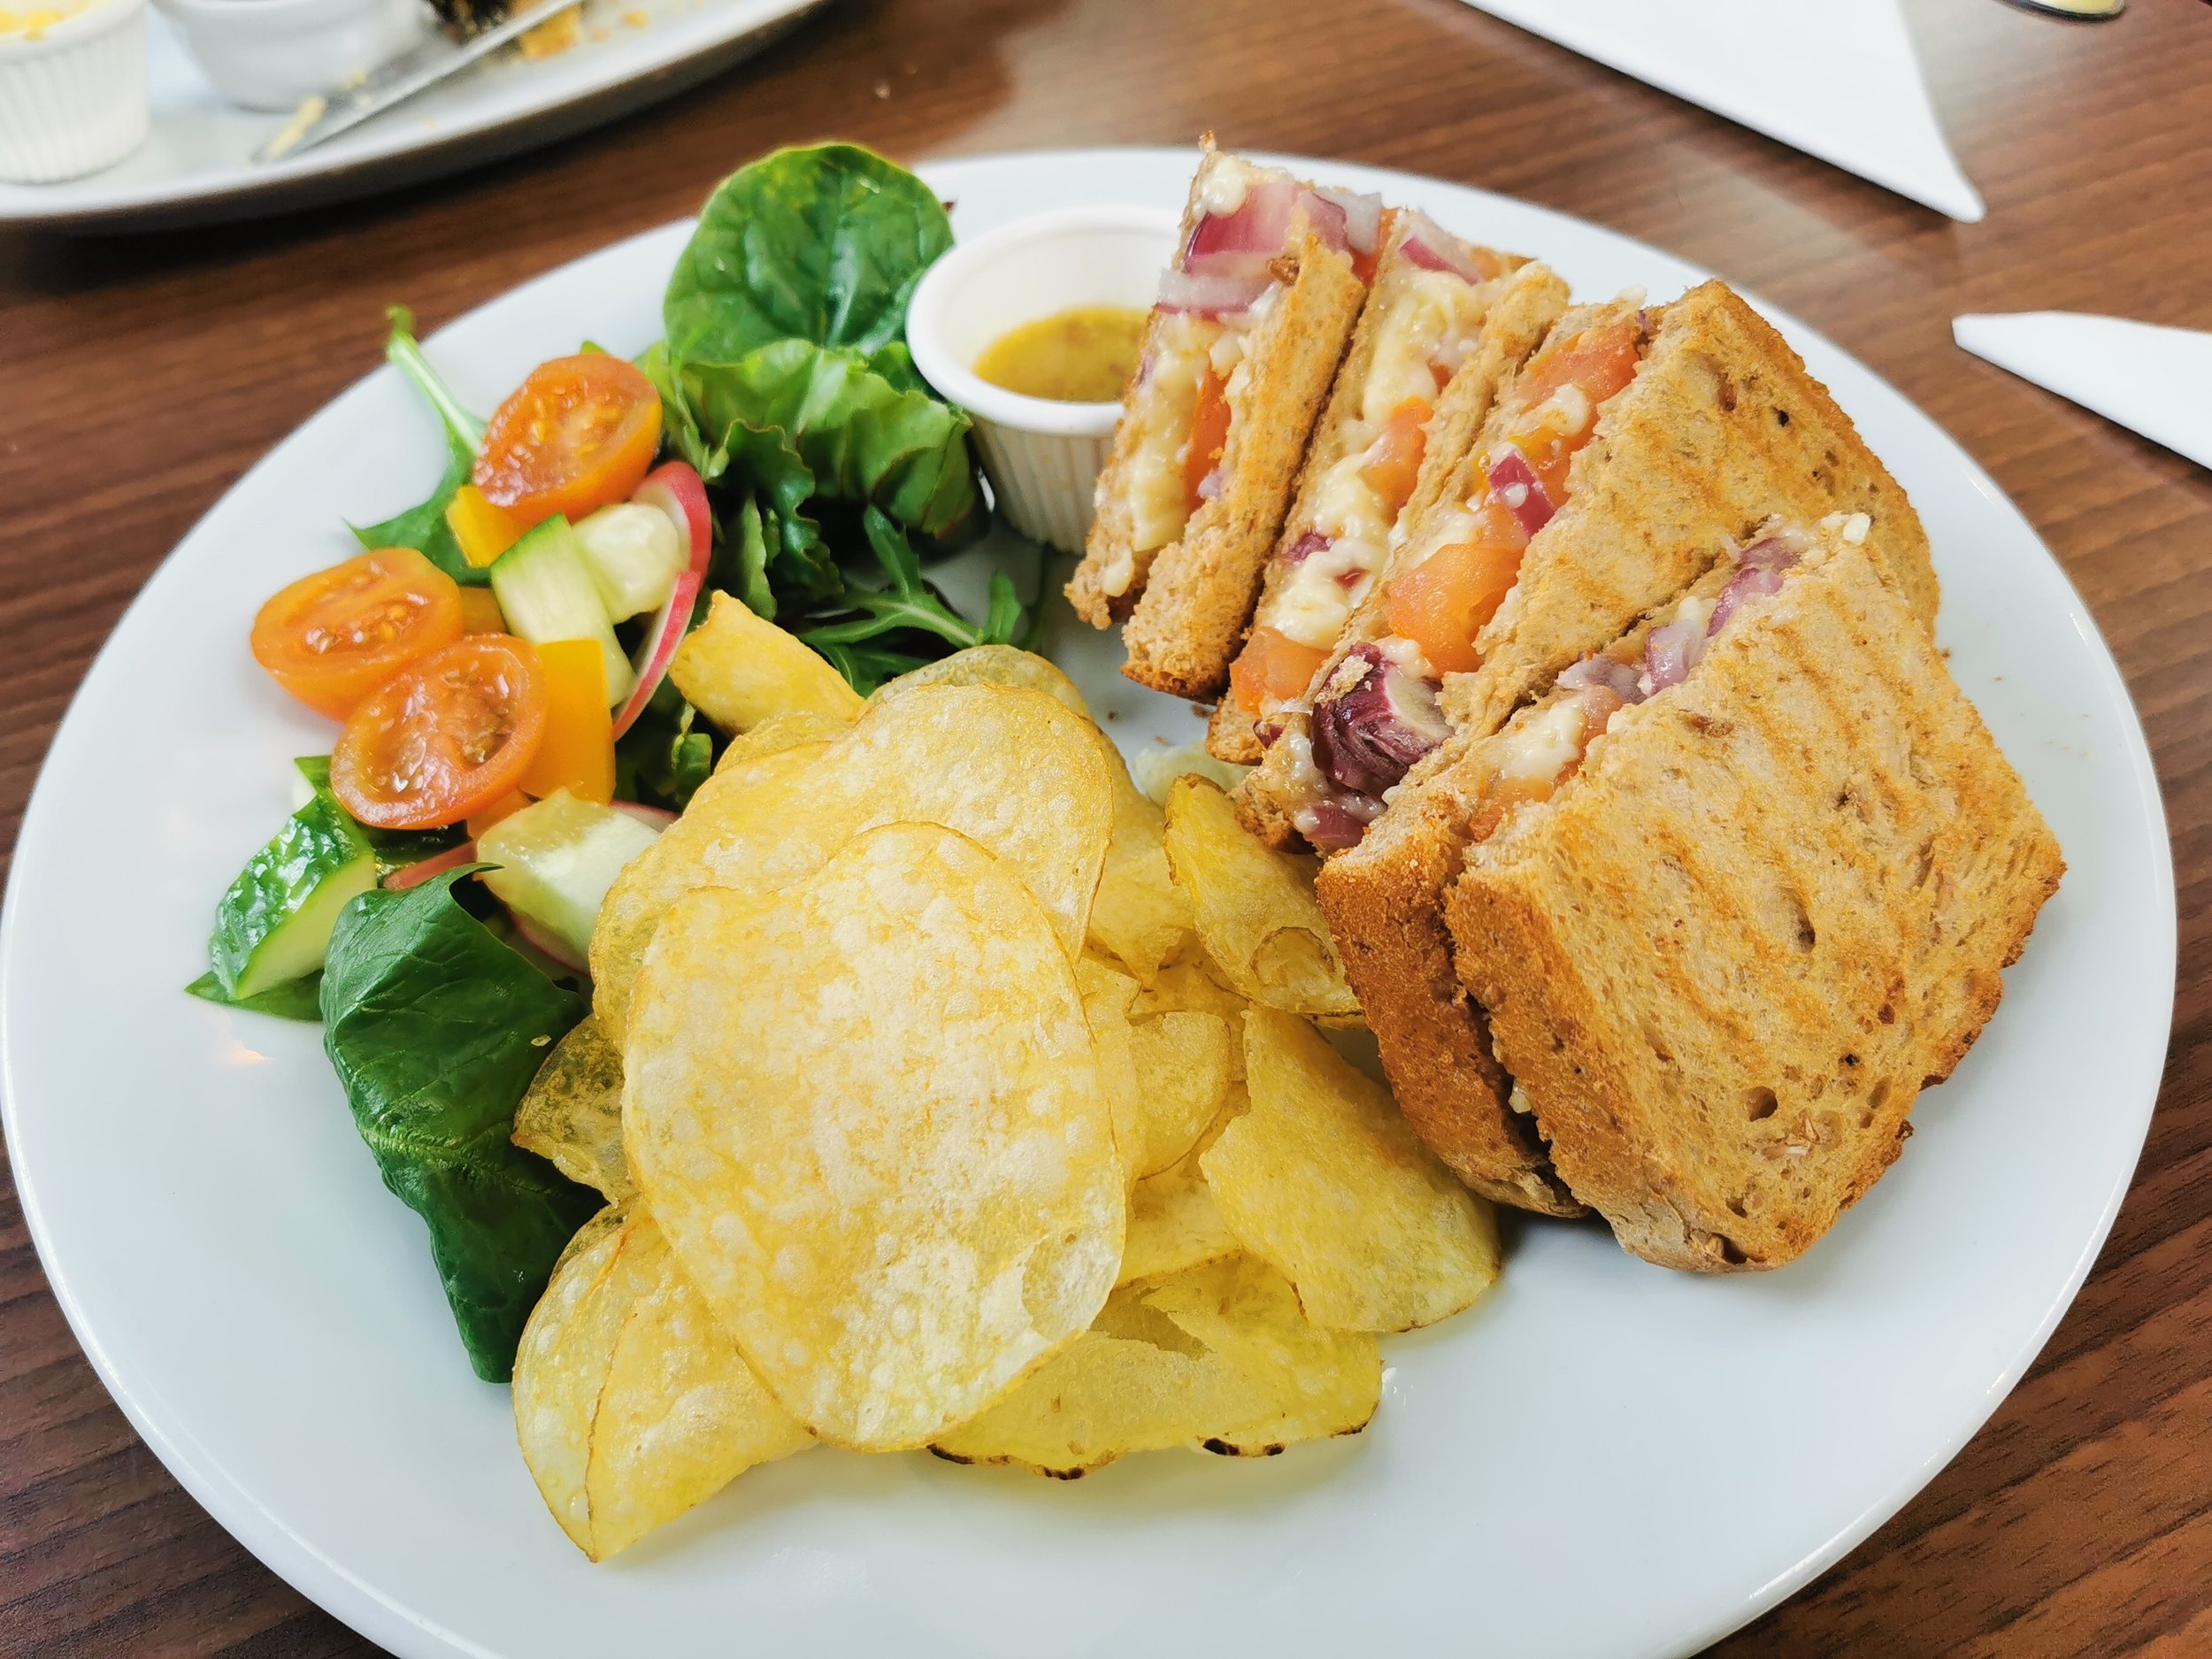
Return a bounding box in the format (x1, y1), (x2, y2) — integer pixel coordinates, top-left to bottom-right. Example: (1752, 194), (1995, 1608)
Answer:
(664, 143), (954, 364)
(320, 870), (599, 1382)
(350, 309), (490, 587)
(187, 970), (326, 1022)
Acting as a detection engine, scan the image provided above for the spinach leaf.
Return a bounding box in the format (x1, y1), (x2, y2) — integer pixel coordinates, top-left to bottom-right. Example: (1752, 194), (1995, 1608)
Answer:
(682, 340), (979, 540)
(187, 970), (325, 1022)
(664, 143), (953, 364)
(350, 308), (489, 587)
(320, 871), (597, 1382)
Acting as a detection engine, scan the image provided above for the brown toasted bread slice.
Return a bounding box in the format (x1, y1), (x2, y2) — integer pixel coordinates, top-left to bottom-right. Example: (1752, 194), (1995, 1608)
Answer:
(1229, 267), (1572, 842)
(1202, 223), (1538, 764)
(1067, 142), (1366, 671)
(1445, 529), (2061, 1271)
(1236, 280), (1939, 853)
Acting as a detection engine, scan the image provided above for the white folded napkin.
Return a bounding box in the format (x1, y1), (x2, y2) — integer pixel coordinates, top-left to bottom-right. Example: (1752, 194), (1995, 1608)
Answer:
(1954, 312), (2212, 472)
(1459, 0), (1983, 221)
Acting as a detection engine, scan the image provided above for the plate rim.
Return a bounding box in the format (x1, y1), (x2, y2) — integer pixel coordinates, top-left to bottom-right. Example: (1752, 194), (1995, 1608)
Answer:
(0, 146), (2177, 1659)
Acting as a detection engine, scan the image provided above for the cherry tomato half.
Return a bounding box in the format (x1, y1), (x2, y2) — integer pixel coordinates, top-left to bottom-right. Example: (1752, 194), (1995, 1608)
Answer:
(473, 354), (663, 525)
(250, 547), (465, 720)
(330, 635), (547, 830)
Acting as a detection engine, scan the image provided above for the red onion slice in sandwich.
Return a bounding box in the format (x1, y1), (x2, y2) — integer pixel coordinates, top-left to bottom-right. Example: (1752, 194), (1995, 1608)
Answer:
(1184, 177), (1300, 269)
(1280, 530), (1333, 565)
(1311, 644), (1451, 796)
(1486, 445), (1557, 538)
(1298, 795), (1386, 854)
(1707, 565), (1787, 638)
(1156, 266), (1274, 316)
(1641, 620), (1705, 694)
(1399, 214), (1488, 284)
(1557, 653), (1646, 705)
(1737, 533), (1807, 574)
(1308, 188), (1384, 256)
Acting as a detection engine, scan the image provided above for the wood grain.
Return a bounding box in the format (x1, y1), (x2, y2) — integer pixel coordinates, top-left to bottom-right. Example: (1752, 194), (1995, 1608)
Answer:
(3, 0), (2208, 1652)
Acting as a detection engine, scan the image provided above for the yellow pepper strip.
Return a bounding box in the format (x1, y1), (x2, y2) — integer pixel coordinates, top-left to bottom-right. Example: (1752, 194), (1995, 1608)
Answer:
(465, 790), (531, 841)
(447, 485), (532, 569)
(520, 638), (615, 805)
(456, 585), (507, 634)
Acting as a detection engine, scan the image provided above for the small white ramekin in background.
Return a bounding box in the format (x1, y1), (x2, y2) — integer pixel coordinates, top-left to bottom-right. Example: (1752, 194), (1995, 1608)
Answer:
(0, 0), (150, 186)
(907, 205), (1179, 554)
(153, 0), (429, 113)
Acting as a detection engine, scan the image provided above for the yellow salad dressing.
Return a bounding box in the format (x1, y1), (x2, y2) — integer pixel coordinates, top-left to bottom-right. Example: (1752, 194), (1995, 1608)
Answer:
(974, 306), (1148, 403)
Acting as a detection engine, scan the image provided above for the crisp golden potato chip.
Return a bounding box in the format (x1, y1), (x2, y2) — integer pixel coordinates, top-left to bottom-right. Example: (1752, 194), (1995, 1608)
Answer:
(713, 713), (848, 775)
(593, 684), (1115, 1043)
(1141, 1254), (1381, 1454)
(1076, 956), (1146, 1191)
(1205, 1010), (1499, 1333)
(1118, 1149), (1238, 1286)
(1133, 741), (1253, 807)
(513, 1016), (632, 1202)
(625, 823), (1125, 1451)
(933, 1254), (1378, 1476)
(585, 1213), (812, 1558)
(873, 645), (1090, 718)
(1129, 1010), (1233, 1177)
(875, 646), (1194, 981)
(1162, 777), (1357, 1020)
(1089, 781), (1194, 983)
(515, 1206), (809, 1560)
(670, 591), (864, 732)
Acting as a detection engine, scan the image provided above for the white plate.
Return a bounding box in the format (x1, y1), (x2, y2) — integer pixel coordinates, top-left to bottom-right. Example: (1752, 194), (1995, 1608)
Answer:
(0, 150), (2172, 1658)
(0, 0), (826, 229)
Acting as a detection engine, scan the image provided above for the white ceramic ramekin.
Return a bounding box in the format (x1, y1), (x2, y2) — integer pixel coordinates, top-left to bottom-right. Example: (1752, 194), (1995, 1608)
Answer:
(907, 205), (1180, 554)
(0, 0), (149, 185)
(152, 0), (428, 113)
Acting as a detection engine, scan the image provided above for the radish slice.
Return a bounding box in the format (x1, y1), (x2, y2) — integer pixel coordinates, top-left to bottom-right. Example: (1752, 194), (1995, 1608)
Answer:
(384, 841), (476, 892)
(1156, 266), (1274, 317)
(508, 906), (590, 975)
(612, 461), (711, 740)
(609, 800), (677, 831)
(1486, 446), (1557, 538)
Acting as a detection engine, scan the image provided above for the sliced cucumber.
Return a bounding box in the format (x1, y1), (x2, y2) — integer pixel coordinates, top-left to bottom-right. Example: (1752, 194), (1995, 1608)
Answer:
(476, 791), (663, 967)
(573, 502), (683, 623)
(209, 793), (379, 1001)
(488, 517), (634, 705)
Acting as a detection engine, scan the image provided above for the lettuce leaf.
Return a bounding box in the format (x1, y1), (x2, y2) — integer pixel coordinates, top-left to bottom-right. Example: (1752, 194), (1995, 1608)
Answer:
(320, 871), (598, 1382)
(663, 143), (953, 364)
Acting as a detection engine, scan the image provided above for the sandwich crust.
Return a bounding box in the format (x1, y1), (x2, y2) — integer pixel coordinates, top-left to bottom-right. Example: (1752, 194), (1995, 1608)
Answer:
(1116, 239), (1366, 698)
(1446, 534), (2062, 1271)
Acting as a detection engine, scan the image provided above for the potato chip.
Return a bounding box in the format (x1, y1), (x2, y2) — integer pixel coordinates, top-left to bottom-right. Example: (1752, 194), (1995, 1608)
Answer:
(1089, 781), (1195, 983)
(873, 645), (1090, 718)
(585, 1213), (812, 1558)
(1133, 741), (1252, 807)
(624, 823), (1125, 1451)
(1205, 1010), (1500, 1333)
(1141, 1253), (1381, 1454)
(670, 591), (864, 732)
(933, 1254), (1377, 1475)
(1162, 776), (1358, 1020)
(1128, 1010), (1233, 1177)
(1118, 1150), (1238, 1286)
(592, 684), (1115, 1043)
(713, 713), (849, 775)
(1076, 956), (1146, 1190)
(512, 1016), (633, 1202)
(514, 1205), (809, 1560)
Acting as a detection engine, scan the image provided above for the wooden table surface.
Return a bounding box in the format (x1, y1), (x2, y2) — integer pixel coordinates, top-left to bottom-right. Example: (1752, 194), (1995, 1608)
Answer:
(4, 0), (2209, 1652)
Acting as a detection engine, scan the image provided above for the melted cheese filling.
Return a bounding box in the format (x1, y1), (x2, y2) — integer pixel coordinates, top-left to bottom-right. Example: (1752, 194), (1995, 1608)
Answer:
(1256, 268), (1492, 650)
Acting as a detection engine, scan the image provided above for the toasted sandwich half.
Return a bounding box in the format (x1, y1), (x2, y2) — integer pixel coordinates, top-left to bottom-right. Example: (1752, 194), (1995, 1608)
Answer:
(1236, 279), (1939, 855)
(1442, 516), (2062, 1269)
(1205, 242), (1569, 764)
(1067, 142), (1377, 698)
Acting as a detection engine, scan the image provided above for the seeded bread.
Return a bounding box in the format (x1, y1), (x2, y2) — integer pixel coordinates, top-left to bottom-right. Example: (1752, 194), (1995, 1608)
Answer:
(1202, 227), (1535, 764)
(1446, 532), (2062, 1271)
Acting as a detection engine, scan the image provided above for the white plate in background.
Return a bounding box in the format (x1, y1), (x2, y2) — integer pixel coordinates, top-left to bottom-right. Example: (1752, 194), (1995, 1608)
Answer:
(0, 0), (826, 229)
(0, 150), (2172, 1657)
